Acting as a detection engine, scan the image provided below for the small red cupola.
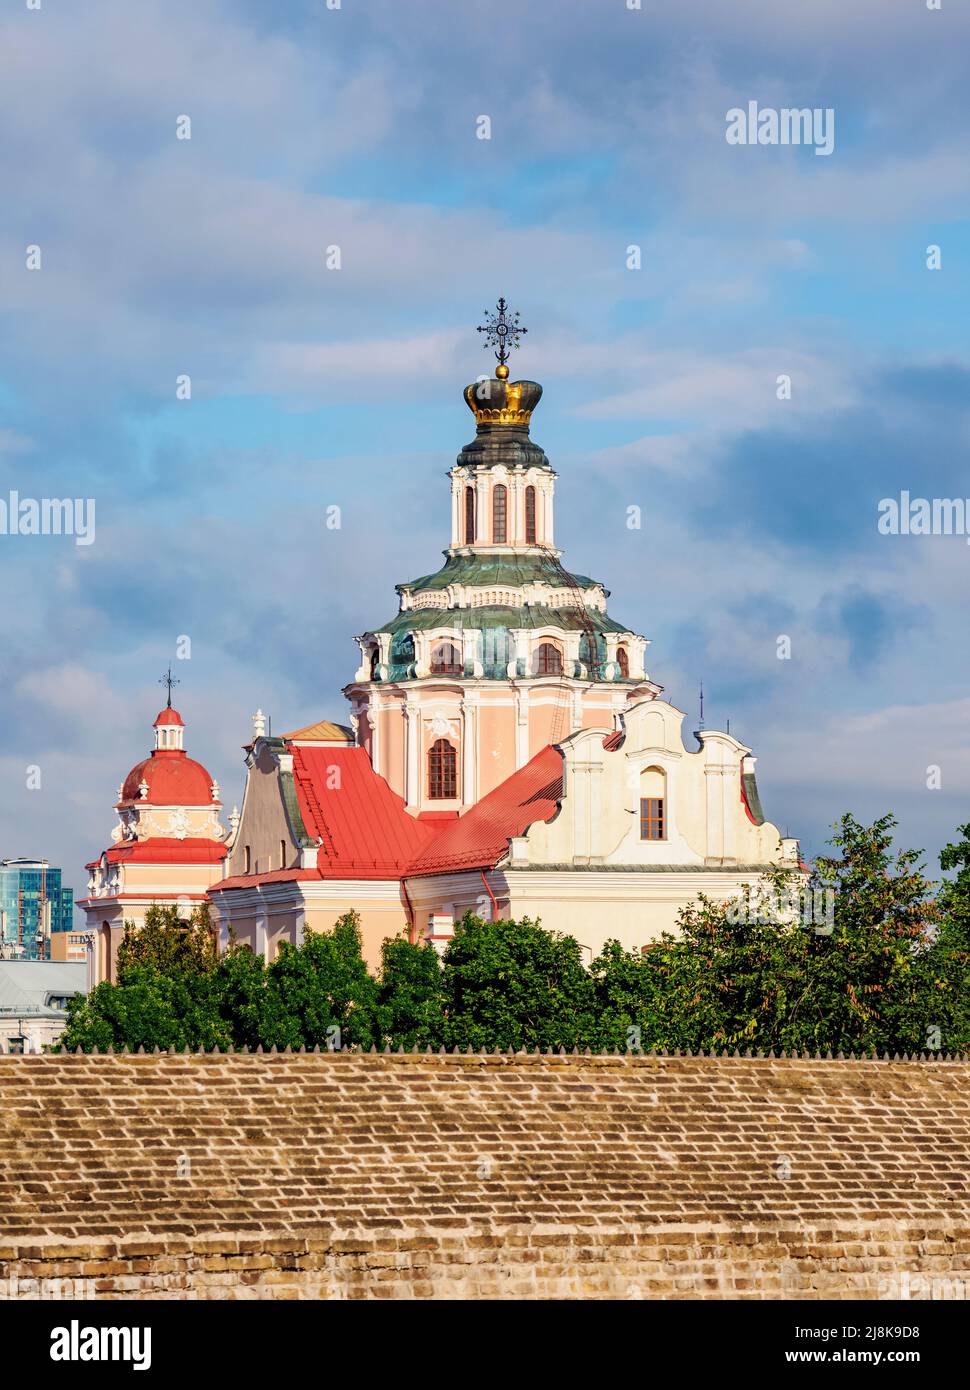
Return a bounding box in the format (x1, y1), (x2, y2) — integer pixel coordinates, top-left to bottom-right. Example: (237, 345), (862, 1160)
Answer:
(118, 704), (220, 807)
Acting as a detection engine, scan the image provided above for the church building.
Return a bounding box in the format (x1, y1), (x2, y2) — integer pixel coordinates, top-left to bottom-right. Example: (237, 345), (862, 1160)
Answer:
(202, 302), (798, 968)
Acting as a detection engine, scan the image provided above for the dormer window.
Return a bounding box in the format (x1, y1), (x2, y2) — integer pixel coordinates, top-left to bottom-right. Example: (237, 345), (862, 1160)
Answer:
(430, 641), (463, 676)
(369, 647), (380, 680)
(533, 642), (562, 676)
(616, 645), (629, 678)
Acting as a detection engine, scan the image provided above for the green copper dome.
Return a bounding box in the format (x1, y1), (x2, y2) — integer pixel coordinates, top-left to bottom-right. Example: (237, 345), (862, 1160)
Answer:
(396, 552), (606, 599)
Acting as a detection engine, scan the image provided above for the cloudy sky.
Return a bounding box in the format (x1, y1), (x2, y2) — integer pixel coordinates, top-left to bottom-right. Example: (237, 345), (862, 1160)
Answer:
(1, 0), (968, 904)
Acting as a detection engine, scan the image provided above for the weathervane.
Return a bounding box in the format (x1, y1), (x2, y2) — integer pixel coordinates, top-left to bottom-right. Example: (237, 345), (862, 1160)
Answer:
(477, 297), (527, 378)
(159, 665), (180, 709)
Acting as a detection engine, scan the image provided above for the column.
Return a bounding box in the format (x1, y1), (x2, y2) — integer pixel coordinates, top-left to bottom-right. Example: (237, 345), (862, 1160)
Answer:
(450, 473), (461, 547)
(705, 766), (725, 863)
(461, 697), (478, 806)
(476, 472), (489, 546)
(511, 473), (524, 545)
(369, 694), (382, 778)
(722, 762), (738, 863)
(405, 702), (420, 808)
(515, 688), (529, 769)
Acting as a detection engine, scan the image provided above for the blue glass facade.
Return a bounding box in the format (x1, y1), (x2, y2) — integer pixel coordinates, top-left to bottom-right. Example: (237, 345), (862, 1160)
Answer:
(0, 860), (75, 961)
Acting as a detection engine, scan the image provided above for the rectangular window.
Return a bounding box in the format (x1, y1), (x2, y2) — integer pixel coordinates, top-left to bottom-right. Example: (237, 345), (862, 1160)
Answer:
(428, 739), (458, 799)
(640, 797), (665, 840)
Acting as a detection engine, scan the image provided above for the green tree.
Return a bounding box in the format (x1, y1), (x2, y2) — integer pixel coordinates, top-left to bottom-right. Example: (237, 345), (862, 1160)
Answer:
(929, 822), (970, 1051)
(588, 938), (667, 1051)
(115, 903), (217, 978)
(58, 816), (970, 1057)
(59, 904), (225, 1052)
(679, 814), (943, 1055)
(441, 913), (597, 1051)
(211, 943), (270, 1049)
(591, 816), (946, 1056)
(806, 813), (940, 1053)
(377, 936), (446, 1050)
(60, 966), (229, 1052)
(262, 910), (379, 1049)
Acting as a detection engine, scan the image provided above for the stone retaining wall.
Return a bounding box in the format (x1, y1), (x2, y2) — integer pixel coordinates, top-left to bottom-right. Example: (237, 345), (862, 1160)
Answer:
(2, 1052), (967, 1299)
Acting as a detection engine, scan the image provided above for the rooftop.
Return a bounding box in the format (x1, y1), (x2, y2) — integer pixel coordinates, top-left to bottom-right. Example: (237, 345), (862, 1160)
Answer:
(0, 961), (87, 1017)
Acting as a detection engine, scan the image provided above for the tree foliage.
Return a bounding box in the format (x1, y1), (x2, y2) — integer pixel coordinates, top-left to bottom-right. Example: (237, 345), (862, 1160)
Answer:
(59, 816), (970, 1056)
(442, 913), (598, 1051)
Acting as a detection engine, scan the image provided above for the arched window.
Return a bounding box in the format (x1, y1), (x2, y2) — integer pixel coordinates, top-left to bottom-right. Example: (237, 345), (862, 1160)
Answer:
(533, 642), (562, 676)
(464, 486), (476, 544)
(428, 739), (457, 799)
(369, 647), (380, 680)
(492, 484), (507, 544)
(525, 485), (537, 544)
(616, 645), (629, 678)
(430, 641), (463, 676)
(640, 767), (666, 841)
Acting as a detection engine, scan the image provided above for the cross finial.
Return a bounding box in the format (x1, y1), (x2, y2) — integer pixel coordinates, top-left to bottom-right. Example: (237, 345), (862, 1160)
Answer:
(159, 665), (180, 708)
(477, 297), (527, 374)
(698, 679), (704, 730)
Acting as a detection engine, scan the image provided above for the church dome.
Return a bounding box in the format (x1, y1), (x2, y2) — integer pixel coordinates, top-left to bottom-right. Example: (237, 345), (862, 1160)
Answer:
(120, 753), (216, 806)
(118, 706), (219, 806)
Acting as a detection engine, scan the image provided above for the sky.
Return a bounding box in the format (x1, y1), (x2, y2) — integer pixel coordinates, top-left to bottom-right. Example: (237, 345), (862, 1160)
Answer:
(1, 0), (968, 907)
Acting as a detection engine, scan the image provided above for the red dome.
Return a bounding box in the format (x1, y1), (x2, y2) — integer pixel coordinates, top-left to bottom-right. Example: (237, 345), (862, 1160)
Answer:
(154, 707), (185, 727)
(120, 750), (216, 806)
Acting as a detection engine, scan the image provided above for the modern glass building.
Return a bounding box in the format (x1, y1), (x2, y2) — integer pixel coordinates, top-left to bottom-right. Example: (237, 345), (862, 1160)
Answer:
(0, 860), (74, 961)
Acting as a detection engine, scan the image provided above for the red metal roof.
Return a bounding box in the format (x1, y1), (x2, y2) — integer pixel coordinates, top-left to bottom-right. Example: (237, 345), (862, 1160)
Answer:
(211, 744), (569, 895)
(120, 751), (216, 806)
(407, 746), (563, 876)
(211, 869), (318, 892)
(291, 746), (438, 878)
(86, 838), (227, 869)
(153, 707), (184, 727)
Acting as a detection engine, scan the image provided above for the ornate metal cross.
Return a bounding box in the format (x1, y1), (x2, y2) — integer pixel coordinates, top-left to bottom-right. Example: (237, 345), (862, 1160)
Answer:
(159, 666), (180, 708)
(477, 297), (527, 368)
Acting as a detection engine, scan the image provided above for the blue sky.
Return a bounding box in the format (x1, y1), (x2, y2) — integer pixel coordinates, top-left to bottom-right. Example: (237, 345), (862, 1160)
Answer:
(1, 0), (968, 901)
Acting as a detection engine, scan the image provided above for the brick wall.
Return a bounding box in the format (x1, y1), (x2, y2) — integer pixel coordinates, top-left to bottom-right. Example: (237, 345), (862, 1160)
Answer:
(2, 1052), (969, 1300)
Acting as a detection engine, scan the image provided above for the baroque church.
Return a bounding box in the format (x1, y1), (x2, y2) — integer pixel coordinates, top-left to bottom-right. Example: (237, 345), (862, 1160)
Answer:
(81, 303), (797, 978)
